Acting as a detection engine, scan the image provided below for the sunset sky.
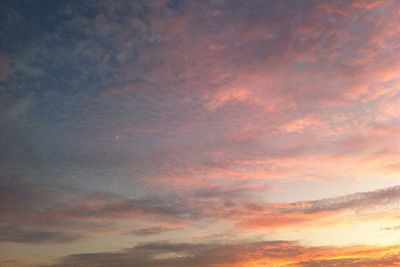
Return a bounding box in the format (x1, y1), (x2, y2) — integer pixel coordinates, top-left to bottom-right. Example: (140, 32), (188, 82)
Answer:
(0, 0), (400, 266)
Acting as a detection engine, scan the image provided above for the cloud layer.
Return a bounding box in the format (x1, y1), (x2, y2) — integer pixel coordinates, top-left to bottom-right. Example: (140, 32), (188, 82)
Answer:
(0, 0), (399, 266)
(40, 240), (400, 267)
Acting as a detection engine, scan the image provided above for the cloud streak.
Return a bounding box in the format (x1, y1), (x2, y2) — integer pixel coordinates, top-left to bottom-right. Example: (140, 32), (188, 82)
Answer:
(0, 225), (81, 244)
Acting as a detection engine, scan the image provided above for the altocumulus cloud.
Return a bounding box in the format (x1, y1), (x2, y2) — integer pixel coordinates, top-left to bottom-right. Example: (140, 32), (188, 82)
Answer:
(0, 0), (399, 266)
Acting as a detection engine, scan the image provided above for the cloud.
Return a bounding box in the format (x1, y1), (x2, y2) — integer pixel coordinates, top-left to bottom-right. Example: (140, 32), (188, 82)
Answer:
(382, 225), (400, 231)
(0, 0), (399, 265)
(0, 53), (12, 81)
(300, 185), (400, 213)
(278, 114), (321, 133)
(0, 225), (81, 244)
(1, 0), (398, 197)
(38, 240), (400, 267)
(2, 176), (400, 240)
(0, 178), (78, 222)
(210, 185), (400, 229)
(191, 181), (271, 200)
(293, 255), (400, 267)
(58, 194), (197, 221)
(126, 226), (178, 236)
(36, 240), (304, 267)
(0, 259), (20, 267)
(0, 178), (195, 242)
(0, 178), (198, 239)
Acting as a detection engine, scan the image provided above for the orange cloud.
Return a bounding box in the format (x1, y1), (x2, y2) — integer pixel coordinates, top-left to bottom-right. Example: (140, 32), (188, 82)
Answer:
(278, 115), (321, 133)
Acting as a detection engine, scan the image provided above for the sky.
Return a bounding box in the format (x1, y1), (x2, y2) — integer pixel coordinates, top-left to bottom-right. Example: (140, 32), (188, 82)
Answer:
(0, 0), (399, 266)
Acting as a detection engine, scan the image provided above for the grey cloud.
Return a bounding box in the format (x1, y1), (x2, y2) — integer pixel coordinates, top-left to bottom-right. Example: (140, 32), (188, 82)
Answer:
(293, 255), (400, 267)
(0, 178), (79, 219)
(382, 225), (400, 231)
(0, 225), (81, 244)
(4, 178), (399, 236)
(195, 185), (400, 228)
(203, 185), (400, 217)
(126, 227), (177, 236)
(61, 194), (197, 220)
(299, 185), (400, 214)
(0, 178), (196, 235)
(39, 240), (303, 267)
(192, 181), (271, 200)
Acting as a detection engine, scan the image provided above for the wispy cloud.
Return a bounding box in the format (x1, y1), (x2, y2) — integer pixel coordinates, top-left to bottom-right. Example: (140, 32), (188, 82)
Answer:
(234, 185), (400, 229)
(2, 178), (400, 242)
